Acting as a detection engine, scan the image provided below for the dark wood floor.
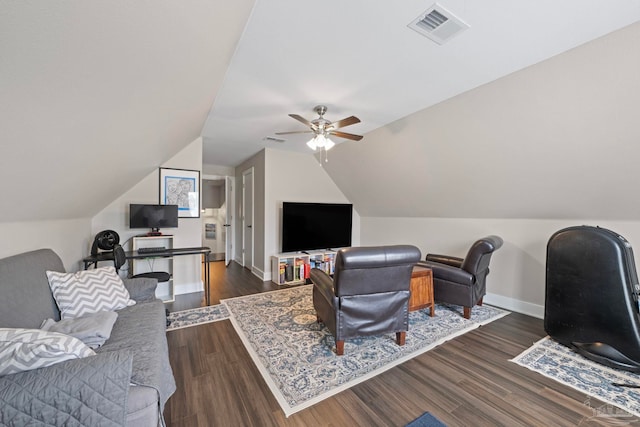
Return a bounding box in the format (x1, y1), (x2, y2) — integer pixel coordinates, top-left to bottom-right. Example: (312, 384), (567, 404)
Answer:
(163, 262), (640, 426)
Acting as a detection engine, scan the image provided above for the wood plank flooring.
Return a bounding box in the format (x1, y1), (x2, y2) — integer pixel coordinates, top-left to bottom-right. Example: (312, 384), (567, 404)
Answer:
(163, 262), (640, 426)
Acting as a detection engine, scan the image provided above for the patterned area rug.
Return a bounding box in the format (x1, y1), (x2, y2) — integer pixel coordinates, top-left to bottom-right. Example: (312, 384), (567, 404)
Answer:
(511, 337), (640, 420)
(166, 304), (229, 331)
(221, 285), (509, 417)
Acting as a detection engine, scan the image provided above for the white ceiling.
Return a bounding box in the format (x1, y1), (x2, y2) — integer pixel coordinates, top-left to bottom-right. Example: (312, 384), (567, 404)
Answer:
(201, 0), (640, 167)
(2, 0), (640, 224)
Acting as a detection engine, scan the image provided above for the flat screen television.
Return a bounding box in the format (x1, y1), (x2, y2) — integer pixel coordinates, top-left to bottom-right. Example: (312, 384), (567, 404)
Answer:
(282, 202), (352, 252)
(129, 204), (178, 234)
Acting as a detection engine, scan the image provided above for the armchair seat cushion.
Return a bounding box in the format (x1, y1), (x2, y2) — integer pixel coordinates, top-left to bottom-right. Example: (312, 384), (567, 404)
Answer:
(420, 261), (475, 286)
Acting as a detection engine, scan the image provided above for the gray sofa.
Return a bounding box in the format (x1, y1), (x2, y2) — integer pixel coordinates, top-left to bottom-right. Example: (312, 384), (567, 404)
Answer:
(0, 249), (176, 426)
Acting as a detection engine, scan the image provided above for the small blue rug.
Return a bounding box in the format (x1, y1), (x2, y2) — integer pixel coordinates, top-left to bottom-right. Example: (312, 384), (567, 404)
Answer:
(166, 304), (230, 331)
(406, 412), (447, 427)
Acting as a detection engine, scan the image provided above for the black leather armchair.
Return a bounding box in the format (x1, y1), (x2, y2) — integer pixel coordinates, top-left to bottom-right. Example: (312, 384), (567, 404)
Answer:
(420, 236), (503, 319)
(310, 245), (421, 355)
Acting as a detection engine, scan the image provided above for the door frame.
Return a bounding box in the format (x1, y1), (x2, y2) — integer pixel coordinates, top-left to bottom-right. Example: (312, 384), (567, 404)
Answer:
(224, 176), (234, 266)
(242, 167), (254, 271)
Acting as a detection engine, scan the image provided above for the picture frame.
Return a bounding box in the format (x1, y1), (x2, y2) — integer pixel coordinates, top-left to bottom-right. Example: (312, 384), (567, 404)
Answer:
(159, 167), (200, 218)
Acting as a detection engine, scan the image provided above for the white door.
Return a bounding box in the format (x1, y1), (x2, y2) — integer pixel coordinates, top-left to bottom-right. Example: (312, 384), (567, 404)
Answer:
(224, 176), (234, 266)
(242, 168), (254, 270)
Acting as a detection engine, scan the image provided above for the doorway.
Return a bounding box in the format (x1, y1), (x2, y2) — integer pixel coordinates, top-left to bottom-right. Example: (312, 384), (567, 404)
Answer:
(201, 175), (234, 266)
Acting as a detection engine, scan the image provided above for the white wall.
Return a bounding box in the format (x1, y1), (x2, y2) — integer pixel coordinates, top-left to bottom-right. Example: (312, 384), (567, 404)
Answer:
(0, 218), (91, 272)
(91, 138), (204, 295)
(361, 217), (640, 318)
(263, 148), (361, 280)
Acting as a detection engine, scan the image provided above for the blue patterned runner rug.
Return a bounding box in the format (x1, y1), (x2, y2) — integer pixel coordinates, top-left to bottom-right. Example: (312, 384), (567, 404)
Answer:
(221, 285), (509, 417)
(511, 337), (640, 422)
(166, 304), (230, 331)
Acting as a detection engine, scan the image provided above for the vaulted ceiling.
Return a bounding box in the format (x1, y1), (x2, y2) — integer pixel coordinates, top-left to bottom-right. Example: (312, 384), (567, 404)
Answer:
(323, 21), (640, 220)
(201, 0), (640, 167)
(0, 0), (255, 222)
(2, 0), (639, 223)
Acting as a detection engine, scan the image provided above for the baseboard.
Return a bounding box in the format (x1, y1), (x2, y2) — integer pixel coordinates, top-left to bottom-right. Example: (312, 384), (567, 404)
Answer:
(252, 266), (268, 281)
(174, 280), (203, 296)
(228, 259), (269, 281)
(484, 293), (544, 319)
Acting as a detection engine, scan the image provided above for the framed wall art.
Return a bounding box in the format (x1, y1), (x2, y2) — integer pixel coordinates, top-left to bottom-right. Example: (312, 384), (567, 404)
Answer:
(159, 167), (200, 218)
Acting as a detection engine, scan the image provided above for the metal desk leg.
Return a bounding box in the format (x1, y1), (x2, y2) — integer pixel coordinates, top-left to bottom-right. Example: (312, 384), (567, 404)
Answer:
(205, 253), (211, 306)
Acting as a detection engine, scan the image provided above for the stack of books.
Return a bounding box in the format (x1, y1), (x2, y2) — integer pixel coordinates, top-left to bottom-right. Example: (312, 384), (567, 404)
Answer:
(278, 258), (310, 284)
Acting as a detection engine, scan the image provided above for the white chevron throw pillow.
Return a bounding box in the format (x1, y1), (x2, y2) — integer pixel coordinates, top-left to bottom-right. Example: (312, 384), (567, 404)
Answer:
(0, 328), (95, 376)
(46, 266), (135, 319)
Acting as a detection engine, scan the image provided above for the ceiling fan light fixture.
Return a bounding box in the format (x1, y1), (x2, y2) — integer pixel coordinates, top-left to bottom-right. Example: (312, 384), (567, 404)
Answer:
(306, 137), (318, 150)
(315, 134), (328, 148)
(306, 134), (335, 152)
(324, 137), (335, 151)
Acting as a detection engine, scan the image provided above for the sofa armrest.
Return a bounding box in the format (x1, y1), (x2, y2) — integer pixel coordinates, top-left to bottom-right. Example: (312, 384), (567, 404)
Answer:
(425, 254), (464, 268)
(0, 350), (133, 425)
(123, 277), (158, 303)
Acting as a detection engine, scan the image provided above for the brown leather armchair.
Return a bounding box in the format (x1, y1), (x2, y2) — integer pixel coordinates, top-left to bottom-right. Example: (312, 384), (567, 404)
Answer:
(310, 245), (421, 355)
(420, 236), (503, 319)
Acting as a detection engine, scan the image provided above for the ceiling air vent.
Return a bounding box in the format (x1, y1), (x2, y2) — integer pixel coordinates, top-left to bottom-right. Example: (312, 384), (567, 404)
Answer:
(408, 3), (469, 45)
(263, 136), (285, 143)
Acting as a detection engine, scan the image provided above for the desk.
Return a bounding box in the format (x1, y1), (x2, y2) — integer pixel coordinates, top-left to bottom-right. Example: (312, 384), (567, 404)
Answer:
(83, 247), (212, 305)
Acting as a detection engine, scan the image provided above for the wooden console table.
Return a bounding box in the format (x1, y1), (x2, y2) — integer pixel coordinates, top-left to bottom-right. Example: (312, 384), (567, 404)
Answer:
(408, 265), (434, 316)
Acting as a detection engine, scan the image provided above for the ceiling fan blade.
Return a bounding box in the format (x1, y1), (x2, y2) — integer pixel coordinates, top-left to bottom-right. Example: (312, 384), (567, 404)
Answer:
(330, 116), (360, 129)
(275, 130), (313, 135)
(330, 130), (363, 141)
(289, 114), (313, 127)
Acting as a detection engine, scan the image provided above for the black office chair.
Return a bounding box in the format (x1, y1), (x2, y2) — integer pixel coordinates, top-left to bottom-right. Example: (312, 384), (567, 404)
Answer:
(113, 245), (171, 283)
(113, 245), (172, 326)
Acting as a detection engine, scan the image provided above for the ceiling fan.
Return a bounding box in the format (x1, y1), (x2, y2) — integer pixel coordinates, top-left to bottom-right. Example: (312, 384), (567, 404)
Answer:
(276, 105), (363, 151)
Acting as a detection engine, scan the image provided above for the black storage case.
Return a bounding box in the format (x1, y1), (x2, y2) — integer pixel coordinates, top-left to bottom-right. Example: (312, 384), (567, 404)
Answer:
(545, 225), (640, 372)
